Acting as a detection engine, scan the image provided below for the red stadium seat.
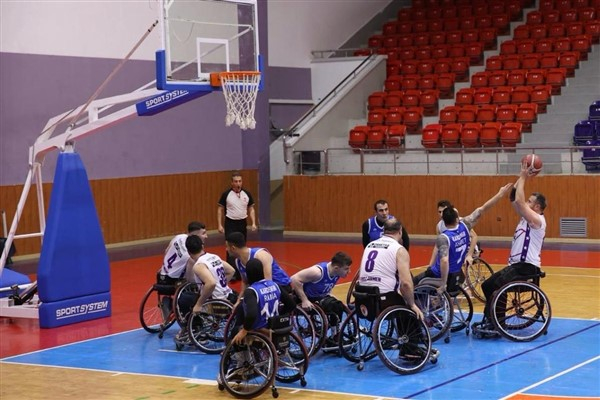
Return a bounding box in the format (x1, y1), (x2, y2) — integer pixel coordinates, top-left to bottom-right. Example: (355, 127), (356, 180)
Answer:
(511, 86), (532, 104)
(492, 86), (513, 105)
(421, 123), (443, 148)
(578, 7), (597, 22)
(474, 88), (494, 106)
(434, 58), (452, 74)
(461, 122), (480, 148)
(486, 55), (504, 71)
(566, 22), (584, 37)
(492, 13), (511, 35)
(521, 53), (541, 69)
(516, 103), (538, 132)
(420, 89), (440, 116)
(418, 74), (438, 91)
(349, 125), (369, 152)
(471, 71), (490, 88)
(401, 60), (419, 75)
(535, 38), (555, 54)
(415, 46), (433, 61)
(543, 10), (561, 24)
(456, 88), (475, 106)
(553, 37), (572, 52)
(436, 73), (455, 99)
(414, 20), (429, 33)
(401, 75), (420, 91)
(368, 109), (387, 126)
(429, 20), (445, 34)
(384, 91), (404, 108)
(439, 105), (459, 124)
(571, 35), (592, 60)
(561, 9), (579, 24)
(402, 89), (421, 107)
(431, 45), (449, 59)
(479, 122), (501, 148)
(500, 40), (517, 55)
(446, 31), (463, 45)
(465, 42), (484, 65)
(514, 25), (531, 39)
(489, 70), (509, 88)
(448, 44), (466, 58)
(526, 69), (547, 86)
(441, 123), (462, 148)
(502, 55), (522, 71)
(398, 46), (416, 60)
(444, 18), (461, 31)
(548, 23), (566, 38)
(457, 105), (478, 124)
(540, 52), (560, 69)
(530, 85), (552, 113)
(384, 108), (404, 126)
(368, 92), (387, 110)
(367, 125), (387, 149)
(559, 51), (580, 77)
(500, 122), (523, 148)
(385, 125), (407, 149)
(584, 20), (600, 44)
(545, 68), (567, 95)
(384, 75), (402, 92)
(517, 39), (535, 54)
(479, 28), (499, 50)
(526, 11), (543, 25)
(496, 104), (518, 123)
(530, 24), (548, 40)
(403, 106), (425, 134)
(386, 60), (402, 76)
(383, 21), (398, 36)
(417, 60), (434, 75)
(477, 104), (498, 123)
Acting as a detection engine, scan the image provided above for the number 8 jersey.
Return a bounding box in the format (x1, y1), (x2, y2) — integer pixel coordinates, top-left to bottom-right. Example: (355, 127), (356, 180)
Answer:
(359, 235), (402, 293)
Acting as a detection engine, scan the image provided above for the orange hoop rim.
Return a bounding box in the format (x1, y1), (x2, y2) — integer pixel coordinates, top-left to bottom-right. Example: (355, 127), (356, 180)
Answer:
(210, 71), (261, 87)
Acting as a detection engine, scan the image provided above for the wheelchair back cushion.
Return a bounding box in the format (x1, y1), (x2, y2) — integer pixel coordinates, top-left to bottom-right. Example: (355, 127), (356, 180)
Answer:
(354, 284), (381, 322)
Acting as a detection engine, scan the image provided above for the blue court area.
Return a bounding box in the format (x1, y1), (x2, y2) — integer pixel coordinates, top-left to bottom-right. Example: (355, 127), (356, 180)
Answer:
(4, 317), (599, 399)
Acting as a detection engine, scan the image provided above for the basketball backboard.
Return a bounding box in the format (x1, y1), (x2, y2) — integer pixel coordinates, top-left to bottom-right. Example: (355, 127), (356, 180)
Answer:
(156, 0), (260, 91)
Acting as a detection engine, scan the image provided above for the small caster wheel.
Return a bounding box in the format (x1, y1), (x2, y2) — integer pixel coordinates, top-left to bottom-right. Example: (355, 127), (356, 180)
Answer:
(218, 383), (224, 391)
(158, 332), (164, 339)
(430, 357), (438, 364)
(357, 363), (364, 371)
(466, 328), (470, 336)
(175, 343), (183, 351)
(272, 387), (279, 398)
(444, 337), (450, 344)
(301, 378), (307, 387)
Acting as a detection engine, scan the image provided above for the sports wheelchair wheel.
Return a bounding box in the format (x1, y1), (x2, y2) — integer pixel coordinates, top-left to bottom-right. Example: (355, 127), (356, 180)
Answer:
(490, 281), (551, 342)
(338, 309), (378, 366)
(304, 305), (328, 355)
(345, 271), (360, 306)
(218, 332), (277, 399)
(465, 257), (494, 302)
(374, 306), (433, 375)
(187, 299), (233, 354)
(291, 306), (318, 358)
(274, 331), (309, 385)
(414, 284), (453, 342)
(174, 281), (199, 327)
(139, 284), (177, 335)
(320, 303), (353, 354)
(450, 285), (473, 334)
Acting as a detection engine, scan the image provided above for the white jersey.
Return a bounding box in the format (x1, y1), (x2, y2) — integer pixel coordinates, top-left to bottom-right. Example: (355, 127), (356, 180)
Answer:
(508, 215), (546, 267)
(160, 234), (189, 279)
(436, 220), (447, 234)
(359, 235), (402, 293)
(193, 252), (233, 300)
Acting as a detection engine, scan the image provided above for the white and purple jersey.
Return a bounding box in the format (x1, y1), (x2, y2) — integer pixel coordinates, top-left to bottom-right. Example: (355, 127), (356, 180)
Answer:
(235, 248), (291, 286)
(359, 235), (402, 293)
(194, 252), (233, 300)
(508, 215), (546, 266)
(302, 262), (339, 299)
(160, 234), (189, 279)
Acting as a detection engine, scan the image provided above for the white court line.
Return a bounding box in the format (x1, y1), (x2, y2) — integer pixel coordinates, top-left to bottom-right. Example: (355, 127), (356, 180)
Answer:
(499, 355), (600, 400)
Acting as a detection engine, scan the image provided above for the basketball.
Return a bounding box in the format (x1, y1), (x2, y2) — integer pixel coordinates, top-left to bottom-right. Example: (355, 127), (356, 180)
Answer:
(522, 154), (543, 176)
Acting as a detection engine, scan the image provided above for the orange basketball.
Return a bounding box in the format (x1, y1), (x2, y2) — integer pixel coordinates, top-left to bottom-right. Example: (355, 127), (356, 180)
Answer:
(522, 154), (543, 176)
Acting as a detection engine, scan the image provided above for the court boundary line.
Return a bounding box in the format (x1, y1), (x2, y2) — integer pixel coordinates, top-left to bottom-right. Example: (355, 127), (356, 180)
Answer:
(499, 355), (600, 400)
(406, 321), (600, 398)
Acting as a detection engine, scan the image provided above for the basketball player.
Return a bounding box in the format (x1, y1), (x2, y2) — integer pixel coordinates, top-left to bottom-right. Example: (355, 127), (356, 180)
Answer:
(478, 163), (547, 324)
(157, 221), (207, 285)
(414, 184), (513, 292)
(362, 199), (410, 250)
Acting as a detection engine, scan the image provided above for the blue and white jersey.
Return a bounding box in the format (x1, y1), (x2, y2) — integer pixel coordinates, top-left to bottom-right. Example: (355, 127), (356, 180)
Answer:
(302, 262), (339, 299)
(235, 248), (291, 286)
(367, 215), (395, 243)
(193, 252), (233, 300)
(246, 279), (281, 330)
(508, 215), (546, 266)
(431, 221), (471, 276)
(359, 235), (401, 293)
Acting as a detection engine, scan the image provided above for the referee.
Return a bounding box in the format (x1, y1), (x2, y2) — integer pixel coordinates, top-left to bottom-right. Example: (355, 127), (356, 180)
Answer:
(217, 171), (257, 277)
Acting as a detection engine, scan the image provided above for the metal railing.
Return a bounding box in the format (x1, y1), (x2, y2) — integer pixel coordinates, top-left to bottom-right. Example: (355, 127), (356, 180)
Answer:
(292, 144), (600, 176)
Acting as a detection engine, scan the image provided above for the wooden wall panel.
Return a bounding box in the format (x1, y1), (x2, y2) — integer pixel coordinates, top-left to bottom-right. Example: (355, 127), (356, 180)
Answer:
(283, 175), (600, 240)
(0, 170), (258, 256)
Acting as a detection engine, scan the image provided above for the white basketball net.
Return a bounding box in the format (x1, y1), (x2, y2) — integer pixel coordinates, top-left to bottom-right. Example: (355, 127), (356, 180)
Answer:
(220, 72), (261, 130)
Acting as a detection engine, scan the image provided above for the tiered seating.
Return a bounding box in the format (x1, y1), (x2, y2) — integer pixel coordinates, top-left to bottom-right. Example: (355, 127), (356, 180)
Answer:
(574, 100), (600, 172)
(348, 124), (408, 152)
(421, 120), (524, 149)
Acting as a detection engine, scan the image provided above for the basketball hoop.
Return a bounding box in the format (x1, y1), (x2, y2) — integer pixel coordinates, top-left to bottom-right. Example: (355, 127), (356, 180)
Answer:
(215, 71), (261, 130)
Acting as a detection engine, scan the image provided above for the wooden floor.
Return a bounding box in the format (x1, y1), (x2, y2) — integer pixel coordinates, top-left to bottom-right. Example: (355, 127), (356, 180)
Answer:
(1, 238), (599, 400)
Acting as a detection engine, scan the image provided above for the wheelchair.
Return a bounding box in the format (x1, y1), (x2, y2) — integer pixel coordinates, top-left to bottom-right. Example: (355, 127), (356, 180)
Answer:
(338, 284), (439, 375)
(218, 314), (309, 399)
(303, 299), (353, 355)
(415, 276), (474, 343)
(139, 280), (183, 338)
(224, 303), (318, 358)
(462, 245), (494, 302)
(472, 269), (551, 342)
(176, 298), (234, 353)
